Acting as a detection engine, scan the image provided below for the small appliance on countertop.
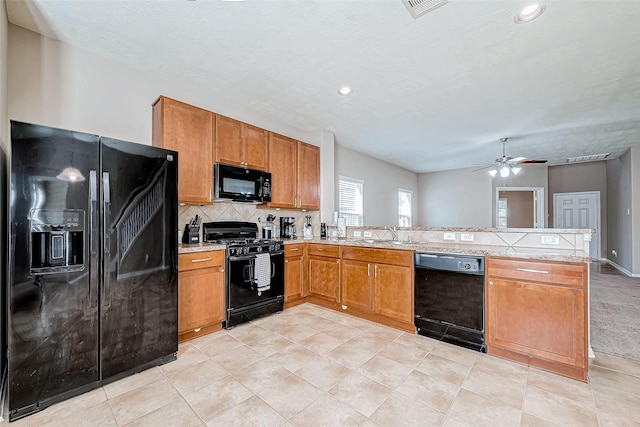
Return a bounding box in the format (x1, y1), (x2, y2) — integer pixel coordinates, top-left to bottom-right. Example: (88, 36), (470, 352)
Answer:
(280, 216), (296, 239)
(303, 215), (313, 240)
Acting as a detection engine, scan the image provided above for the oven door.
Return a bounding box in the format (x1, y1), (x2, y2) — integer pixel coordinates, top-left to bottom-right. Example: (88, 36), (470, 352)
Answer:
(227, 251), (284, 311)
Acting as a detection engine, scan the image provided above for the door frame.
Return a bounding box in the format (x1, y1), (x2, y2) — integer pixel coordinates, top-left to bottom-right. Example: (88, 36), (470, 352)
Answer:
(495, 187), (544, 228)
(553, 191), (601, 260)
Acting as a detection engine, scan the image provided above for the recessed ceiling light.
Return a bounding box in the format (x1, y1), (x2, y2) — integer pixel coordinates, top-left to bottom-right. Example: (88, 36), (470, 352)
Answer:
(515, 3), (546, 24)
(338, 87), (352, 96)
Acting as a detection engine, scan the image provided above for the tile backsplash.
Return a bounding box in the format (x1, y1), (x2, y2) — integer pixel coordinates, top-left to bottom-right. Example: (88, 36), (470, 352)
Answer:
(178, 202), (321, 240)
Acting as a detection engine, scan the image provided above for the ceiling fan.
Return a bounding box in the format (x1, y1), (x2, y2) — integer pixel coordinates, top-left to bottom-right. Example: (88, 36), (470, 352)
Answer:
(477, 137), (547, 177)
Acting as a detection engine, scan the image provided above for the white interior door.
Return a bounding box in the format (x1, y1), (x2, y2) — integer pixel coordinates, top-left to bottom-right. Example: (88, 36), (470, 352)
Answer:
(553, 192), (600, 259)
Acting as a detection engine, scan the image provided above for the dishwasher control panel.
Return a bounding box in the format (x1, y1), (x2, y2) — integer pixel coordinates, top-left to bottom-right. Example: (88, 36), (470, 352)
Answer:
(458, 260), (480, 272)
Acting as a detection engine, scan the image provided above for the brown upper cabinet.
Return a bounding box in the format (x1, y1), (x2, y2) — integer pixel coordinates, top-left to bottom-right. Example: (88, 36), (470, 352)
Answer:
(152, 96), (214, 205)
(215, 115), (268, 171)
(266, 133), (320, 210)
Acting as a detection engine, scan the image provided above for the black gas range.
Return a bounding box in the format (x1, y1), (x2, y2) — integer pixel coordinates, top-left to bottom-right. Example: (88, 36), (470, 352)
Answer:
(203, 221), (284, 328)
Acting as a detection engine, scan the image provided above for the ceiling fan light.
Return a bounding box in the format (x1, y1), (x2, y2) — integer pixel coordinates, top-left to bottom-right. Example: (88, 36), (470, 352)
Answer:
(489, 169), (498, 177)
(500, 167), (510, 177)
(56, 166), (86, 183)
(511, 166), (521, 175)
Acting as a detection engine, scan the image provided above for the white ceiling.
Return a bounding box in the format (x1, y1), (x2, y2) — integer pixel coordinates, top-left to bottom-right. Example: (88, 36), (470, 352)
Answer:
(7, 0), (640, 173)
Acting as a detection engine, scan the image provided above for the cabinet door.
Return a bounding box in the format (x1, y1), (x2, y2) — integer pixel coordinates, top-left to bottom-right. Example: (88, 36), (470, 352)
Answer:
(486, 278), (586, 368)
(297, 142), (320, 210)
(153, 97), (213, 205)
(178, 266), (225, 334)
(340, 259), (371, 313)
(243, 124), (269, 170)
(285, 255), (304, 301)
(268, 133), (297, 208)
(308, 256), (340, 303)
(373, 264), (413, 323)
(215, 115), (243, 167)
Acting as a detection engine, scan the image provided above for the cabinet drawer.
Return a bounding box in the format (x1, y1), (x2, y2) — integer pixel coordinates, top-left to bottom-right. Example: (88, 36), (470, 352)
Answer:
(342, 247), (413, 267)
(308, 243), (340, 258)
(285, 243), (304, 257)
(487, 257), (586, 288)
(179, 250), (225, 271)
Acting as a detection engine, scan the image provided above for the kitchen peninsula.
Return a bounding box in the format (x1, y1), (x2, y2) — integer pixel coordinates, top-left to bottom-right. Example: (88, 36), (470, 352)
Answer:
(179, 226), (592, 382)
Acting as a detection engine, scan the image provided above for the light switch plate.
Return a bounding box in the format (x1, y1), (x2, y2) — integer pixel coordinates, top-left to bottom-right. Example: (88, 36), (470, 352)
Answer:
(363, 231), (373, 237)
(353, 230), (362, 237)
(460, 233), (474, 242)
(443, 232), (456, 241)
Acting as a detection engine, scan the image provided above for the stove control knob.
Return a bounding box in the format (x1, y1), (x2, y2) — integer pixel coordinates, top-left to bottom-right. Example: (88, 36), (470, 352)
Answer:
(257, 246), (262, 253)
(243, 247), (249, 255)
(269, 244), (274, 251)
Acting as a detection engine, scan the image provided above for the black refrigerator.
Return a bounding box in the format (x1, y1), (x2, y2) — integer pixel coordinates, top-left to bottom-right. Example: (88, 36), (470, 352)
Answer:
(8, 121), (179, 421)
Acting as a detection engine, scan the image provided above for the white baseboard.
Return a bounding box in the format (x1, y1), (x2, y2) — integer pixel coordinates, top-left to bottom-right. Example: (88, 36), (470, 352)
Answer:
(606, 259), (640, 277)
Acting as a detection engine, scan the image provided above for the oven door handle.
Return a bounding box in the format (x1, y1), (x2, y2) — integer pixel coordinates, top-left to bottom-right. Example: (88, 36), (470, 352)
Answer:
(228, 250), (284, 262)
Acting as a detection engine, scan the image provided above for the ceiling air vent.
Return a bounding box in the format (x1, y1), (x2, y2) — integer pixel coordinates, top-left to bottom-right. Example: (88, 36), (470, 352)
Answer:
(566, 153), (610, 163)
(402, 0), (449, 19)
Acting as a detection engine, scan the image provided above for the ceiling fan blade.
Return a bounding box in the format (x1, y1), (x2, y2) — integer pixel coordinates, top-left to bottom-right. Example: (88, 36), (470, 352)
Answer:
(507, 156), (526, 163)
(472, 165), (493, 172)
(517, 159), (548, 164)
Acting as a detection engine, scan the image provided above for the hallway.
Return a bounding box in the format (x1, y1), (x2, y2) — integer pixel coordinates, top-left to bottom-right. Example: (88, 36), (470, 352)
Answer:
(590, 262), (640, 362)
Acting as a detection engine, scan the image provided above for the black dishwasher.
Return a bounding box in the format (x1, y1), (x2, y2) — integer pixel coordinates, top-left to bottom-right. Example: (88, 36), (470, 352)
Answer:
(414, 252), (486, 352)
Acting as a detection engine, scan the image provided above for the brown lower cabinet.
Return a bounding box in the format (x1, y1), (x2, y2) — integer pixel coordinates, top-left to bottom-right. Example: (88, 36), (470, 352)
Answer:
(307, 244), (341, 303)
(340, 247), (414, 331)
(486, 257), (589, 381)
(178, 250), (225, 342)
(284, 243), (306, 307)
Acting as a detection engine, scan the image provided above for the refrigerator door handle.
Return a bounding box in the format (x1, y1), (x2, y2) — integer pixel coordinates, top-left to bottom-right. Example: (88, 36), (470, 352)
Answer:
(90, 170), (98, 309)
(102, 171), (111, 308)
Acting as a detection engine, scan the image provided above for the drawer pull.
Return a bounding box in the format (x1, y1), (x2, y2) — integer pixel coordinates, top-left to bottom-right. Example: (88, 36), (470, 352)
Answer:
(516, 267), (549, 274)
(194, 328), (201, 333)
(191, 257), (213, 263)
(318, 248), (327, 252)
(290, 248), (300, 251)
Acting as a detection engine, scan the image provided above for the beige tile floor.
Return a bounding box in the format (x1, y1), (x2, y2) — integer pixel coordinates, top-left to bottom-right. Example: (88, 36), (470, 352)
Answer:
(3, 303), (640, 427)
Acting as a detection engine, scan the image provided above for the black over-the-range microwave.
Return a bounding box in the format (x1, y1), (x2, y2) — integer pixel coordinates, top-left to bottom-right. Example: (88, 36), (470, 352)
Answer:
(214, 163), (272, 203)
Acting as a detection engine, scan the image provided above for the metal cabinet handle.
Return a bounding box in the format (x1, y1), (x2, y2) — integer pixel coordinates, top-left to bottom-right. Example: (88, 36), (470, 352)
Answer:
(191, 257), (213, 263)
(194, 328), (202, 333)
(489, 281), (494, 285)
(336, 260), (339, 264)
(318, 248), (327, 252)
(290, 248), (299, 251)
(374, 264), (378, 278)
(368, 264), (371, 276)
(220, 268), (224, 272)
(516, 268), (549, 274)
(285, 260), (289, 264)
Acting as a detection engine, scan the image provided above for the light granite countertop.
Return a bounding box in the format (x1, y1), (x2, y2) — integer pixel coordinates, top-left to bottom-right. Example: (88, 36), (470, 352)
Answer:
(178, 237), (591, 263)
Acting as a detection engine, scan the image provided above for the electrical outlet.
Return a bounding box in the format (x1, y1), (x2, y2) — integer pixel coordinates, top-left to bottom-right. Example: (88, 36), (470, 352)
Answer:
(612, 249), (618, 257)
(443, 232), (456, 241)
(541, 235), (560, 245)
(363, 231), (373, 237)
(353, 230), (362, 237)
(460, 233), (474, 242)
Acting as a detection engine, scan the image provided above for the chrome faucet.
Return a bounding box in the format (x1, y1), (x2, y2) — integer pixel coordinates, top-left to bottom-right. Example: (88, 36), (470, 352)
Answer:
(386, 225), (398, 241)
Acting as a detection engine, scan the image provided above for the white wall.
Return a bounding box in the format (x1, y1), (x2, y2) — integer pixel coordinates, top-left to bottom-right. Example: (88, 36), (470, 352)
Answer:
(334, 144), (418, 227)
(8, 24), (320, 147)
(418, 167), (493, 227)
(632, 146), (640, 274)
(607, 149), (634, 273)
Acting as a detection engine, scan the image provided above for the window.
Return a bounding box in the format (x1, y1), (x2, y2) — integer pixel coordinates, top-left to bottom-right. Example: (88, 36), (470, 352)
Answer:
(338, 176), (364, 226)
(398, 189), (412, 226)
(497, 198), (507, 228)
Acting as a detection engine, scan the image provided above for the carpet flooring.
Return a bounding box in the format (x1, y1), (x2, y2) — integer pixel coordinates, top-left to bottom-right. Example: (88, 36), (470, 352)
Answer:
(590, 262), (640, 362)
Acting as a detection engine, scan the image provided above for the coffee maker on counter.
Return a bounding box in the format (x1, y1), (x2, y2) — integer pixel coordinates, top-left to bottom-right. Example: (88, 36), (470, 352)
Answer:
(280, 216), (296, 239)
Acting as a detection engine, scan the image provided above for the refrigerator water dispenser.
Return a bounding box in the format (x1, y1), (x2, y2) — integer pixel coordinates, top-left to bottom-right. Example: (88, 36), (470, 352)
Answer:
(30, 209), (85, 274)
